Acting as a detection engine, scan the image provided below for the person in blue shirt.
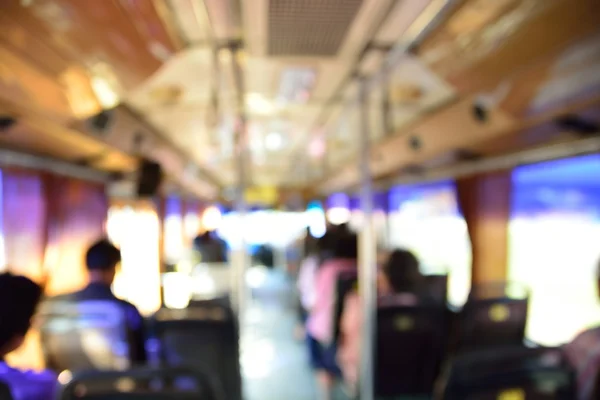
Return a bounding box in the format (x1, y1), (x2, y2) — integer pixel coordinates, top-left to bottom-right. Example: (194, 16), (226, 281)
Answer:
(51, 239), (147, 364)
(0, 272), (58, 399)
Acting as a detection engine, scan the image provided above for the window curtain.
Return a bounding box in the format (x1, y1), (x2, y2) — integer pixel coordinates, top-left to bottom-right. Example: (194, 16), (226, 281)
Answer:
(1, 169), (108, 369)
(1, 169), (48, 283)
(42, 175), (108, 296)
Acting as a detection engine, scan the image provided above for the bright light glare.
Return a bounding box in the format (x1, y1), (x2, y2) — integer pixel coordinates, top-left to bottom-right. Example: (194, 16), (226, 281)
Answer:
(265, 132), (283, 151)
(202, 206), (222, 231)
(184, 212), (201, 239)
(246, 93), (276, 115)
(107, 206), (161, 315)
(91, 76), (119, 109)
(246, 267), (268, 288)
(326, 207), (351, 225)
(162, 272), (191, 309)
(306, 208), (326, 238)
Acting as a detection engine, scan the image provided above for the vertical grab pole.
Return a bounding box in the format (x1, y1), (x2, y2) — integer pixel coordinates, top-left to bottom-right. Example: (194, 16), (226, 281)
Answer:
(358, 78), (376, 400)
(230, 44), (250, 326)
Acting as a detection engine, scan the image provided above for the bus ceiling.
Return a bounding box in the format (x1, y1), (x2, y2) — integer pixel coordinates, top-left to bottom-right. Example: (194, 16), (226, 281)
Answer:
(0, 0), (598, 199)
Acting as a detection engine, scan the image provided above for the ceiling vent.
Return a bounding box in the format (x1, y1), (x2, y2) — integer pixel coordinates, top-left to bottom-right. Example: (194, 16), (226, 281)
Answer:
(268, 0), (363, 56)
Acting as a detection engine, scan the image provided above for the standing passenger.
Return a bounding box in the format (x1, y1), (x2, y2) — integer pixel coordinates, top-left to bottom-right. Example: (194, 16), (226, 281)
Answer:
(51, 239), (147, 364)
(0, 273), (57, 399)
(306, 234), (358, 400)
(564, 258), (600, 400)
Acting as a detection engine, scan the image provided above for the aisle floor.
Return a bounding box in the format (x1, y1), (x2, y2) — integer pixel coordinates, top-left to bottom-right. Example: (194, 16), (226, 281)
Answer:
(241, 268), (348, 400)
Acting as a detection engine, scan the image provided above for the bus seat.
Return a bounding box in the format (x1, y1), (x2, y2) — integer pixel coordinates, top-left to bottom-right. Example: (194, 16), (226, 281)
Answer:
(38, 300), (132, 372)
(375, 303), (449, 398)
(457, 297), (528, 352)
(424, 274), (449, 304)
(457, 282), (529, 352)
(0, 380), (12, 400)
(150, 305), (241, 400)
(332, 271), (358, 343)
(441, 346), (575, 399)
(59, 366), (224, 400)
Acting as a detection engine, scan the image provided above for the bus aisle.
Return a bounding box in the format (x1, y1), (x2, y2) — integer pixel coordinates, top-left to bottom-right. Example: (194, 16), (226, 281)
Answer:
(241, 267), (348, 400)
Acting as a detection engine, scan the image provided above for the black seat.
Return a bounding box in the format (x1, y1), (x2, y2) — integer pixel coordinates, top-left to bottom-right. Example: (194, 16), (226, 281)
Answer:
(0, 380), (12, 400)
(441, 346), (576, 399)
(59, 366), (224, 400)
(424, 274), (449, 304)
(37, 300), (133, 372)
(457, 282), (529, 352)
(332, 271), (358, 344)
(375, 302), (449, 397)
(150, 305), (241, 400)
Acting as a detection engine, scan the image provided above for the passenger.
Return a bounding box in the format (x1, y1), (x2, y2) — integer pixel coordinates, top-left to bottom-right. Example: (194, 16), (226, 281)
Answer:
(0, 273), (57, 399)
(296, 233), (319, 338)
(51, 239), (147, 364)
(337, 249), (424, 393)
(306, 234), (358, 400)
(564, 258), (600, 400)
(193, 231), (228, 263)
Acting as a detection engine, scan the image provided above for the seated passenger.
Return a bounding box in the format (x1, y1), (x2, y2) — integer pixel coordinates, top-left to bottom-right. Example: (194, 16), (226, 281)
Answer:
(51, 239), (147, 364)
(0, 273), (58, 399)
(306, 234), (358, 400)
(564, 258), (600, 400)
(337, 249), (424, 392)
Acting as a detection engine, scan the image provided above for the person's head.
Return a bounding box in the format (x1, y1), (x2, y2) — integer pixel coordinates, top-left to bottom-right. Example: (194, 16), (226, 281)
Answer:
(381, 249), (422, 293)
(332, 233), (358, 260)
(0, 273), (42, 357)
(85, 239), (122, 285)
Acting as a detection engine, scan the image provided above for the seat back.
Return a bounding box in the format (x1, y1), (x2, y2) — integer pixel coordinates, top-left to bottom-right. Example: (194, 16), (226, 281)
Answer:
(59, 366), (224, 400)
(375, 302), (448, 397)
(442, 346), (576, 399)
(0, 380), (12, 400)
(424, 274), (448, 304)
(38, 300), (131, 372)
(458, 297), (528, 351)
(332, 271), (358, 343)
(151, 305), (241, 400)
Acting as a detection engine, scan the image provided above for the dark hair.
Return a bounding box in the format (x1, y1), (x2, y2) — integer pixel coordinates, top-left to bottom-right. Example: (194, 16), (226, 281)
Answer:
(332, 234), (358, 260)
(0, 273), (42, 351)
(384, 249), (422, 292)
(86, 239), (122, 271)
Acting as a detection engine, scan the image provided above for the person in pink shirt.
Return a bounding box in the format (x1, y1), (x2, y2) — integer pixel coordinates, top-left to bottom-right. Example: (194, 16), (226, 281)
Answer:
(337, 249), (424, 394)
(306, 233), (358, 400)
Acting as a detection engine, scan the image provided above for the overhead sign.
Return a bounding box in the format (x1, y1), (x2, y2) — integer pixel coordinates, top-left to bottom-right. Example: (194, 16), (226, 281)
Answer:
(244, 186), (278, 205)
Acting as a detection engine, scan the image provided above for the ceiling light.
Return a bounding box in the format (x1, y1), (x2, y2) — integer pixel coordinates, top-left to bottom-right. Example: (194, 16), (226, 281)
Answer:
(246, 93), (276, 115)
(91, 76), (120, 109)
(265, 132), (283, 151)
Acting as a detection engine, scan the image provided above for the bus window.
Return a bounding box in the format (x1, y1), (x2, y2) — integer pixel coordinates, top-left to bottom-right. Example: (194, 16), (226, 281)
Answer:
(107, 202), (161, 315)
(388, 181), (471, 307)
(510, 154), (600, 345)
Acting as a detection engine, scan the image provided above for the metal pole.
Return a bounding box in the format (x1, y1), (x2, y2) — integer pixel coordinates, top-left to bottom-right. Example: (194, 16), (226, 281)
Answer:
(358, 78), (377, 400)
(230, 45), (250, 324)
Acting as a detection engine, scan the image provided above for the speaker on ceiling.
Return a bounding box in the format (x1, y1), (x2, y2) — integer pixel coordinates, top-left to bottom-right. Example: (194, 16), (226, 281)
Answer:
(0, 116), (16, 132)
(137, 159), (164, 197)
(87, 109), (115, 134)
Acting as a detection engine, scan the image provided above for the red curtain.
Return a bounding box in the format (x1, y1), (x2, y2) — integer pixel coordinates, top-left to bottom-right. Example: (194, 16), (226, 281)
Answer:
(1, 169), (108, 369)
(1, 169), (48, 282)
(42, 175), (108, 296)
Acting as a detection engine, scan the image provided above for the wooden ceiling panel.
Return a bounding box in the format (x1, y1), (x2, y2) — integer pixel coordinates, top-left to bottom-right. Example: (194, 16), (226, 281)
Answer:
(420, 0), (600, 94)
(0, 46), (73, 122)
(0, 0), (176, 92)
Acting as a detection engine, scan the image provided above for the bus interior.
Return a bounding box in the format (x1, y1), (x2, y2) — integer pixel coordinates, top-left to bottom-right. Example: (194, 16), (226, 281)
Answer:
(0, 0), (599, 399)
